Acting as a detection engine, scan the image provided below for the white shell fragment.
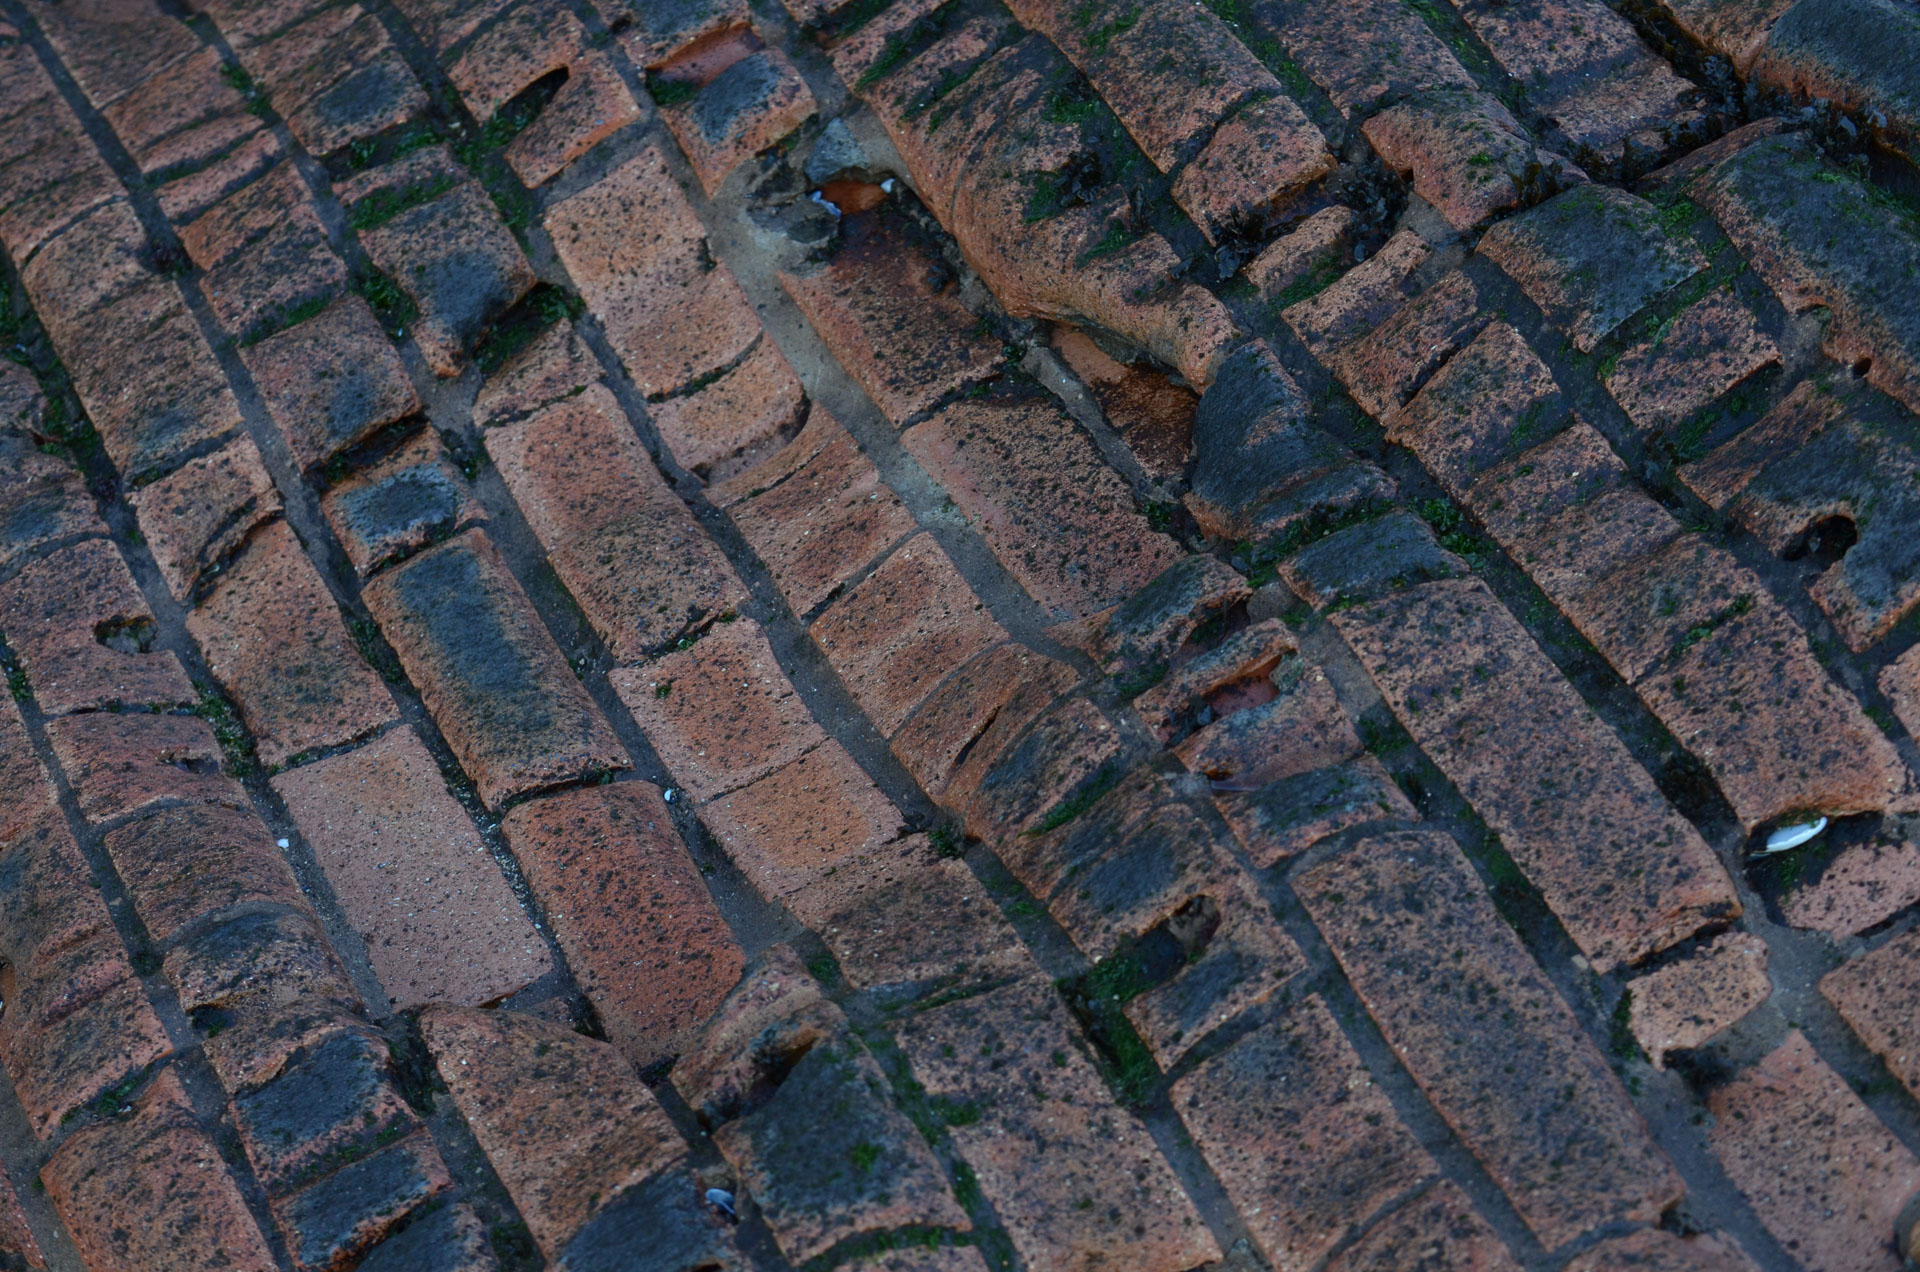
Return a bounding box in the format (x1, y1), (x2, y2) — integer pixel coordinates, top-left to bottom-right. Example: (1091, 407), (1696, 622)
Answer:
(1758, 816), (1829, 856)
(704, 1188), (737, 1218)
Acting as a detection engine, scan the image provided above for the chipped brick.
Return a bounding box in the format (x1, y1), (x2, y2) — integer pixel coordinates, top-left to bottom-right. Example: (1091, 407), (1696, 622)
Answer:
(506, 49), (641, 188)
(1679, 375), (1848, 512)
(1386, 322), (1569, 496)
(701, 740), (906, 905)
(963, 695), (1125, 843)
(231, 1030), (418, 1192)
(102, 803), (305, 944)
(1216, 756), (1415, 867)
(473, 319), (601, 428)
(889, 641), (1080, 804)
(662, 48), (817, 195)
(1334, 270), (1490, 420)
(319, 429), (483, 576)
(671, 944), (840, 1124)
(127, 433), (282, 603)
(1173, 662), (1361, 792)
(1171, 95), (1338, 242)
(1604, 290), (1781, 436)
(48, 710), (248, 824)
(242, 293), (422, 473)
(1628, 933), (1771, 1067)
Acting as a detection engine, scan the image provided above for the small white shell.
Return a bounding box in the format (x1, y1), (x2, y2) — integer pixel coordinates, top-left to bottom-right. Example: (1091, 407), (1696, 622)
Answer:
(1759, 816), (1828, 855)
(704, 1188), (736, 1217)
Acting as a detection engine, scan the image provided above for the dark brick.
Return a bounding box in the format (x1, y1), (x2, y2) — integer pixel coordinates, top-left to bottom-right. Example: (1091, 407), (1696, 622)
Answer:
(0, 420), (105, 578)
(361, 527), (628, 807)
(0, 1171), (43, 1270)
(1172, 663), (1361, 792)
(1679, 374), (1848, 512)
(1385, 322), (1570, 496)
(46, 711), (247, 824)
(101, 803), (305, 945)
(1280, 510), (1463, 611)
(242, 294), (423, 473)
(1333, 271), (1490, 421)
(550, 1166), (744, 1272)
(1283, 229), (1430, 361)
(231, 1030), (418, 1192)
(661, 49), (818, 196)
(1603, 291), (1780, 437)
(1132, 618), (1297, 744)
(1123, 890), (1305, 1067)
(670, 944), (840, 1126)
(889, 641), (1080, 806)
(963, 695), (1125, 843)
(1249, 0), (1474, 117)
(319, 429), (484, 576)
(1752, 0), (1920, 169)
(272, 1134), (450, 1272)
(1217, 757), (1415, 867)
(354, 1201), (498, 1272)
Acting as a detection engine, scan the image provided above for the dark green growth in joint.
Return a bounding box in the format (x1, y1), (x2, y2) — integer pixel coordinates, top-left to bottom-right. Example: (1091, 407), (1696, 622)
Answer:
(194, 687), (260, 779)
(1026, 764), (1122, 835)
(472, 283), (586, 373)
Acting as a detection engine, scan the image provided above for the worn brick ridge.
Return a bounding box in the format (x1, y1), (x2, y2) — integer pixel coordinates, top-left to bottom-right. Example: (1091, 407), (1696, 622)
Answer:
(2, 0), (1920, 1269)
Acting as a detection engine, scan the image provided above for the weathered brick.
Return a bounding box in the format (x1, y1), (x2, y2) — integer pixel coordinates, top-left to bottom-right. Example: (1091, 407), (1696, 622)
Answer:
(419, 1005), (689, 1261)
(444, 0), (584, 119)
(505, 49), (641, 188)
(1240, 206), (1355, 302)
(0, 814), (173, 1136)
(904, 394), (1183, 619)
(0, 108), (119, 263)
(1330, 577), (1737, 970)
(0, 537), (192, 714)
(1173, 994), (1435, 1272)
(272, 1133), (450, 1272)
(1127, 891), (1304, 1066)
(41, 1069), (276, 1272)
(242, 293), (423, 473)
(781, 209), (1003, 426)
(100, 47), (261, 177)
(33, 0), (199, 109)
(1249, 0), (1474, 115)
(1604, 291), (1780, 436)
(1051, 328), (1197, 482)
(1369, 90), (1580, 232)
(0, 1171), (43, 1270)
(187, 520), (398, 769)
(963, 695), (1126, 843)
(354, 1200), (498, 1272)
(889, 641), (1080, 805)
(713, 1028), (968, 1262)
(1628, 933), (1770, 1067)
(715, 409), (917, 616)
(700, 740), (906, 905)
(200, 208), (347, 347)
(1681, 375), (1848, 513)
(596, 0), (747, 65)
(1823, 925), (1920, 1104)
(546, 146), (761, 398)
(661, 48), (818, 195)
(320, 429), (484, 576)
(1478, 184), (1706, 352)
(1750, 0), (1920, 167)
(1217, 755), (1414, 865)
(178, 159), (306, 269)
(273, 725), (552, 1006)
(488, 385), (747, 662)
(391, 0), (514, 52)
(1284, 228), (1431, 362)
(1884, 643), (1920, 740)
(895, 977), (1220, 1272)
(1088, 552), (1252, 676)
(46, 711), (247, 824)
(1132, 618), (1298, 745)
(1386, 322), (1569, 496)
(1280, 510), (1463, 611)
(361, 527), (629, 807)
(1563, 1229), (1764, 1272)
(155, 128), (285, 227)
(473, 319), (601, 428)
(1170, 95), (1339, 242)
(609, 617), (823, 802)
(1333, 270), (1490, 421)
(1322, 1181), (1520, 1272)
(20, 200), (154, 348)
(998, 763), (1184, 900)
(647, 335), (806, 481)
(101, 803), (305, 944)
(502, 782), (744, 1066)
(1172, 662), (1359, 792)
(0, 428), (105, 579)
(231, 1030), (419, 1192)
(127, 433), (282, 603)
(811, 534), (1006, 736)
(671, 944), (840, 1124)
(258, 10), (427, 157)
(1779, 837), (1920, 938)
(1296, 831), (1682, 1246)
(0, 693), (56, 847)
(1708, 1030), (1920, 1272)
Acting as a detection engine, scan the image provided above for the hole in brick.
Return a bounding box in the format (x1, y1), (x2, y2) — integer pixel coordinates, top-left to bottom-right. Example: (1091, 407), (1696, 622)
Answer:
(1853, 357), (1874, 377)
(94, 616), (157, 654)
(1783, 514), (1858, 568)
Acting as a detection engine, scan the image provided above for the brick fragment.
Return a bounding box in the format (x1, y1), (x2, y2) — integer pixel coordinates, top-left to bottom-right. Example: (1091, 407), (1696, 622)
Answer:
(273, 1133), (450, 1272)
(904, 394), (1183, 619)
(487, 386), (747, 661)
(101, 804), (305, 944)
(1281, 510), (1463, 611)
(1171, 95), (1339, 242)
(1051, 328), (1197, 482)
(1604, 291), (1780, 436)
(1089, 553), (1251, 676)
(1173, 662), (1360, 792)
(0, 429), (104, 578)
(46, 711), (247, 824)
(964, 696), (1125, 843)
(1387, 322), (1569, 496)
(1322, 1181), (1520, 1272)
(41, 1069), (276, 1272)
(1366, 89), (1583, 232)
(127, 433), (282, 603)
(361, 527), (629, 807)
(1708, 1030), (1920, 1272)
(701, 740), (906, 905)
(1822, 925), (1920, 1104)
(1296, 831), (1682, 1246)
(1563, 1229), (1764, 1272)
(506, 49), (641, 188)
(445, 0), (585, 119)
(889, 641), (1079, 805)
(610, 617), (823, 802)
(671, 944), (840, 1124)
(473, 319), (601, 428)
(719, 410), (918, 618)
(320, 429), (484, 576)
(419, 1006), (688, 1261)
(1628, 933), (1770, 1067)
(502, 783), (744, 1065)
(231, 1030), (419, 1191)
(896, 977), (1220, 1272)
(1127, 892), (1304, 1066)
(188, 520), (398, 769)
(647, 335), (806, 481)
(781, 209), (1003, 425)
(274, 726), (553, 1006)
(243, 293), (422, 472)
(1173, 994), (1435, 1271)
(1779, 838), (1920, 939)
(1680, 375), (1848, 512)
(1334, 270), (1489, 421)
(1286, 230), (1432, 362)
(0, 537), (192, 714)
(661, 48), (818, 195)
(1133, 618), (1298, 744)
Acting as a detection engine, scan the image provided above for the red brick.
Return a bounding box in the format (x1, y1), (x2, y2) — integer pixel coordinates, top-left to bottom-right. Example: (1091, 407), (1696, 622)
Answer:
(1822, 925), (1920, 1104)
(1680, 376), (1848, 512)
(0, 694), (57, 848)
(0, 423), (105, 578)
(1283, 228), (1432, 364)
(671, 943), (840, 1123)
(889, 641), (1080, 805)
(319, 429), (484, 576)
(242, 293), (422, 473)
(272, 1132), (450, 1271)
(19, 200), (153, 345)
(473, 319), (601, 428)
(661, 48), (817, 196)
(1477, 184), (1706, 353)
(1563, 1229), (1765, 1272)
(1250, 0), (1475, 115)
(200, 213), (347, 348)
(609, 617), (824, 803)
(156, 130), (284, 227)
(1173, 994), (1435, 1272)
(0, 112), (119, 264)
(391, 0), (514, 53)
(1132, 618), (1298, 745)
(1882, 643), (1920, 741)
(904, 394), (1184, 620)
(1333, 270), (1490, 421)
(487, 385), (748, 661)
(1000, 764), (1185, 901)
(546, 146), (761, 398)
(715, 409), (917, 616)
(1386, 322), (1569, 496)
(963, 695), (1125, 843)
(230, 1030), (419, 1191)
(780, 209), (1003, 426)
(505, 49), (641, 188)
(178, 160), (306, 269)
(32, 0), (199, 109)
(41, 1069), (276, 1272)
(1172, 95), (1338, 242)
(264, 12), (428, 158)
(1127, 891), (1304, 1066)
(127, 433), (282, 603)
(895, 977), (1220, 1272)
(1332, 578), (1737, 970)
(1779, 838), (1920, 939)
(273, 725), (552, 1006)
(0, 814), (173, 1137)
(1087, 554), (1251, 674)
(502, 782), (744, 1065)
(700, 740), (906, 905)
(1216, 755), (1415, 866)
(445, 0), (585, 119)
(361, 527), (629, 807)
(1660, 0), (1794, 73)
(1558, 534), (1763, 685)
(101, 48), (263, 178)
(1174, 662), (1362, 790)
(1051, 328), (1197, 483)
(187, 520), (398, 768)
(1296, 831), (1682, 1246)
(101, 803), (305, 944)
(811, 534), (1006, 736)
(1241, 206), (1355, 301)
(0, 1172), (43, 1270)
(598, 0), (747, 66)
(1604, 291), (1780, 435)
(648, 335), (805, 482)
(0, 537), (193, 715)
(1323, 1181), (1520, 1272)
(1627, 932), (1771, 1067)
(419, 1005), (689, 1261)
(1708, 1030), (1920, 1272)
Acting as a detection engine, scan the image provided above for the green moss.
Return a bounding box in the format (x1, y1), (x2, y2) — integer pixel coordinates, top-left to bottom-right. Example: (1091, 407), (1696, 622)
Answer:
(472, 283), (586, 373)
(928, 822), (964, 857)
(646, 73), (699, 106)
(352, 267), (418, 340)
(239, 290), (334, 348)
(1076, 222), (1138, 265)
(1026, 764), (1122, 835)
(348, 174), (456, 231)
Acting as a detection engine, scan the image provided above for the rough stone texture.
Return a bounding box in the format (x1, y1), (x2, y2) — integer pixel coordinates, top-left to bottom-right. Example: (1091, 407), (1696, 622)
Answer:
(126, 433), (282, 603)
(1562, 1229), (1764, 1272)
(1823, 925), (1920, 1104)
(501, 782), (744, 1065)
(1778, 838), (1920, 938)
(1603, 291), (1781, 436)
(360, 527), (629, 808)
(273, 725), (553, 1008)
(242, 294), (423, 473)
(1628, 933), (1772, 1067)
(1296, 831), (1682, 1247)
(1708, 1031), (1920, 1272)
(1323, 1181), (1521, 1272)
(45, 711), (248, 824)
